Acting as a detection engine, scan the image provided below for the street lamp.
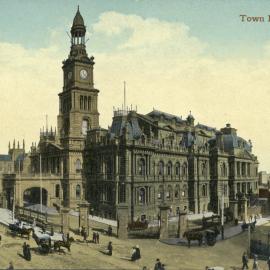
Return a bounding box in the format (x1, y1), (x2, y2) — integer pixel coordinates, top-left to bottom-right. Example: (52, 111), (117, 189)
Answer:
(221, 180), (225, 240)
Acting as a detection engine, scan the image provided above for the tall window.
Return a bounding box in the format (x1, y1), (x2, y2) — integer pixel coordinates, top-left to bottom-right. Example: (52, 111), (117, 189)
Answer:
(138, 158), (146, 176)
(55, 184), (60, 198)
(158, 161), (164, 176)
(158, 185), (163, 199)
(182, 163), (187, 177)
(138, 188), (146, 204)
(84, 96), (87, 110)
(202, 184), (207, 196)
(80, 96), (83, 109)
(88, 96), (91, 111)
(175, 162), (180, 176)
(167, 161), (172, 176)
(75, 159), (81, 173)
(76, 184), (81, 199)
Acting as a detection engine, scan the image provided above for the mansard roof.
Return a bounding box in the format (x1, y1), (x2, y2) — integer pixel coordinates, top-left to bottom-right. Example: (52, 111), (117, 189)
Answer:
(147, 110), (184, 124)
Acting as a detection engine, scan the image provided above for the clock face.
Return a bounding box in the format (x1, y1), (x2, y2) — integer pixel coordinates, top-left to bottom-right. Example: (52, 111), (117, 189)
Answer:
(68, 71), (72, 80)
(80, 69), (88, 79)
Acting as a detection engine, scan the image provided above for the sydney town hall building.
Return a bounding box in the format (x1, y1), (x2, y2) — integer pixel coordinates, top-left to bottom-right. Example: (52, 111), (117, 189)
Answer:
(0, 8), (259, 223)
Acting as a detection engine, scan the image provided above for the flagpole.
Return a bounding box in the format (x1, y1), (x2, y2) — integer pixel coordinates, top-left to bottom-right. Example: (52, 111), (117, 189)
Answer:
(40, 154), (43, 213)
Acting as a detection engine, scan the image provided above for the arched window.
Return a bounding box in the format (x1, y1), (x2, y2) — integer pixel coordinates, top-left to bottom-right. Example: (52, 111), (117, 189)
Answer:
(82, 119), (89, 136)
(167, 161), (172, 176)
(138, 187), (146, 204)
(76, 184), (81, 199)
(55, 184), (60, 198)
(221, 163), (226, 177)
(158, 161), (164, 176)
(75, 159), (81, 173)
(175, 162), (180, 176)
(138, 158), (146, 176)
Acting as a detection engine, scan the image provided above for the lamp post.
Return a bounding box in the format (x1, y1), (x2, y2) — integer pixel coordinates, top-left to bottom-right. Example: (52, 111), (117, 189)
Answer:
(40, 154), (43, 213)
(221, 180), (224, 240)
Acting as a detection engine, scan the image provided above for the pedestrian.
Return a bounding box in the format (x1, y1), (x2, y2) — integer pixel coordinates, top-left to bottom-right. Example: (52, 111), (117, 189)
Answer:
(96, 232), (99, 244)
(101, 241), (112, 256)
(7, 261), (14, 270)
(160, 264), (165, 270)
(26, 244), (31, 261)
(0, 234), (2, 245)
(93, 232), (96, 243)
(252, 254), (258, 270)
(131, 246), (137, 261)
(22, 242), (27, 259)
(242, 251), (249, 269)
(108, 225), (112, 236)
(83, 229), (87, 242)
(135, 245), (141, 260)
(154, 258), (162, 270)
(267, 256), (270, 270)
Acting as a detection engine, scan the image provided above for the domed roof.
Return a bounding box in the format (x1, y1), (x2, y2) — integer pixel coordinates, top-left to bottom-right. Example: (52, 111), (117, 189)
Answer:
(73, 6), (85, 27)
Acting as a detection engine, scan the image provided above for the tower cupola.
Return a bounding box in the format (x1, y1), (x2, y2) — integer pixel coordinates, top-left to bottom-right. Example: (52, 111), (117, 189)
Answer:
(69, 6), (87, 58)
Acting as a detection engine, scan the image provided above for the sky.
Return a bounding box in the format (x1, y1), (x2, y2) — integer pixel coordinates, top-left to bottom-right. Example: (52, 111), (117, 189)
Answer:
(0, 0), (270, 171)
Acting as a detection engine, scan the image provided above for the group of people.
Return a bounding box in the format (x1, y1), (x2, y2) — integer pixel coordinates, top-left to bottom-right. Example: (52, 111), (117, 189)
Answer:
(22, 242), (31, 261)
(154, 258), (166, 270)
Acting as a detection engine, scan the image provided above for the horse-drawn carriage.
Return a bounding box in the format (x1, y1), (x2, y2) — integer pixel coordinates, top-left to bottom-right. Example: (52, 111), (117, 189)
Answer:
(183, 226), (220, 248)
(8, 221), (33, 240)
(128, 220), (148, 231)
(32, 227), (72, 254)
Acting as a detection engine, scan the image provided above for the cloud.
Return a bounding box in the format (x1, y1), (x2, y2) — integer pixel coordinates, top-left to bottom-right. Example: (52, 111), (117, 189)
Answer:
(0, 11), (270, 171)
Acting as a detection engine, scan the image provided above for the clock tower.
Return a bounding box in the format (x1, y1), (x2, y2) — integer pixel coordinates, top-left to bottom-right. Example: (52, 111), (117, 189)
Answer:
(57, 7), (99, 208)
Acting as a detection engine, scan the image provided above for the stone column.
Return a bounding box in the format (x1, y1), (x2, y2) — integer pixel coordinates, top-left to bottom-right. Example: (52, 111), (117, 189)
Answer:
(61, 207), (70, 234)
(79, 201), (90, 235)
(159, 203), (170, 240)
(116, 203), (129, 239)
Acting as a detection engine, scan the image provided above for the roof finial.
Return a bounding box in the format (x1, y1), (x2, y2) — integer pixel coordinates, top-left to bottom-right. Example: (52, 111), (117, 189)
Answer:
(77, 5), (80, 12)
(189, 110), (192, 115)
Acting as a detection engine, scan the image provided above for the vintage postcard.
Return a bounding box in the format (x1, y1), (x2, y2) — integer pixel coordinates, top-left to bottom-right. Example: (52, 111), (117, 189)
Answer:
(0, 1), (270, 270)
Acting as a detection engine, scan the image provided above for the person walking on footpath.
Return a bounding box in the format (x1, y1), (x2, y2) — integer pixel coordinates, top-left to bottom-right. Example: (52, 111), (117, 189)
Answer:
(242, 252), (249, 269)
(22, 242), (27, 259)
(93, 232), (96, 243)
(96, 232), (99, 244)
(25, 244), (31, 261)
(252, 254), (258, 270)
(267, 256), (270, 270)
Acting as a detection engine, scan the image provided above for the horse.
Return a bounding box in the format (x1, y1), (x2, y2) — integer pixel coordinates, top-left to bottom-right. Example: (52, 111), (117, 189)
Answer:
(241, 220), (256, 232)
(54, 240), (72, 252)
(183, 230), (204, 248)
